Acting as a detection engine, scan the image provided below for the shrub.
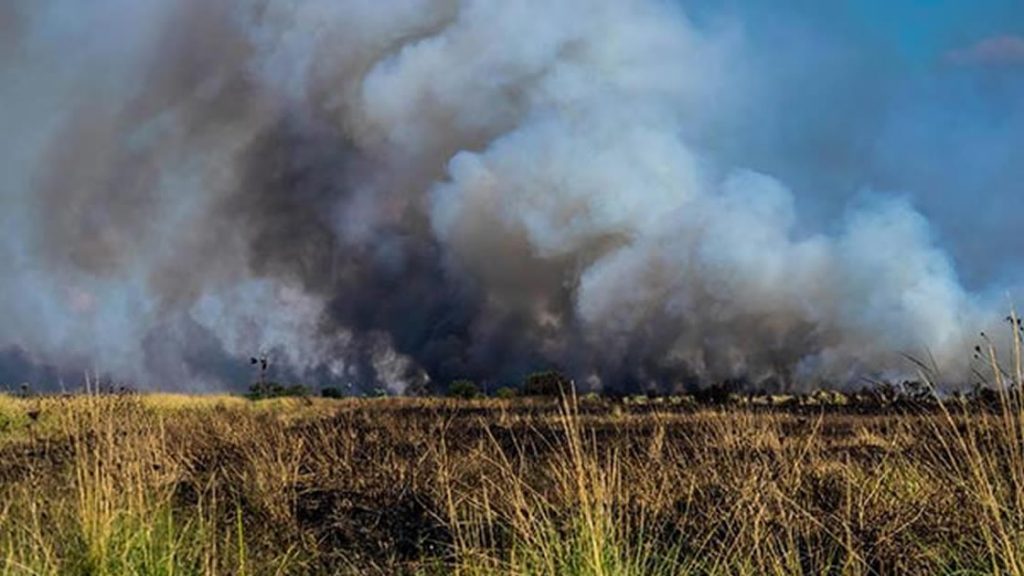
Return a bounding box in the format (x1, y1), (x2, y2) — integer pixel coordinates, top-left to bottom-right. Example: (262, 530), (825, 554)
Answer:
(320, 387), (344, 399)
(522, 371), (571, 397)
(448, 380), (481, 400)
(692, 381), (735, 405)
(495, 386), (518, 399)
(247, 382), (309, 400)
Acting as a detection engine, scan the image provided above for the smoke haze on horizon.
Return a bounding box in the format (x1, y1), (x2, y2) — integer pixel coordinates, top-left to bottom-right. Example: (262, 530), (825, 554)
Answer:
(1, 0), (1022, 393)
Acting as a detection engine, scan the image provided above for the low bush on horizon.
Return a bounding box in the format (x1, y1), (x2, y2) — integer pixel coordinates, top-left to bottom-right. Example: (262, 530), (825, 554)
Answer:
(246, 381), (310, 400)
(522, 370), (572, 397)
(447, 379), (482, 399)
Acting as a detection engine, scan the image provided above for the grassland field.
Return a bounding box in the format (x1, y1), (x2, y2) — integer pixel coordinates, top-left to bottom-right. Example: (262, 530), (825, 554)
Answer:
(2, 385), (1024, 575)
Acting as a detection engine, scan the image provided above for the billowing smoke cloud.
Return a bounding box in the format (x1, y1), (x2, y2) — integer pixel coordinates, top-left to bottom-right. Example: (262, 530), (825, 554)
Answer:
(0, 0), (1015, 393)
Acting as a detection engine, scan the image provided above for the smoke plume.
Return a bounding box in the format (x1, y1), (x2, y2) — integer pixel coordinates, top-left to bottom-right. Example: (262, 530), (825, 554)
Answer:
(0, 0), (1016, 393)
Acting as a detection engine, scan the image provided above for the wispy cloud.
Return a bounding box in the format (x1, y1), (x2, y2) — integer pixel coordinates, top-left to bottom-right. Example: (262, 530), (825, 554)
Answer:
(947, 35), (1024, 66)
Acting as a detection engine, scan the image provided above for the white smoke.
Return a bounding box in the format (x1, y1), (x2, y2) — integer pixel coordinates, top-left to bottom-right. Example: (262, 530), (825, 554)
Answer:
(0, 0), (1003, 391)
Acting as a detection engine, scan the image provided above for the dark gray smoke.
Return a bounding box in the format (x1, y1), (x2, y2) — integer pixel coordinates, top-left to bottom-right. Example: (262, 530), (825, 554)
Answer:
(0, 0), (1015, 393)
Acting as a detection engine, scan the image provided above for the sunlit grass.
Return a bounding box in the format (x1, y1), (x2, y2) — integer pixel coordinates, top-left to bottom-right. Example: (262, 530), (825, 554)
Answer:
(2, 356), (1024, 573)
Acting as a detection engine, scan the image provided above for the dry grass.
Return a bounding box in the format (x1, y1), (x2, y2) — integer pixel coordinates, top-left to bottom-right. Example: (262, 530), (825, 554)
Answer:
(0, 388), (1018, 575)
(7, 312), (1024, 575)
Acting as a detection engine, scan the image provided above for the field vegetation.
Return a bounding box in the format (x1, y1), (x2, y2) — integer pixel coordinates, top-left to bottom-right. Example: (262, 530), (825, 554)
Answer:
(2, 323), (1024, 574)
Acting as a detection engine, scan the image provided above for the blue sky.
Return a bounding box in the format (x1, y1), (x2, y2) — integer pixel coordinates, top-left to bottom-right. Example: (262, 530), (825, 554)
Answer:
(683, 0), (1024, 289)
(691, 0), (1024, 62)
